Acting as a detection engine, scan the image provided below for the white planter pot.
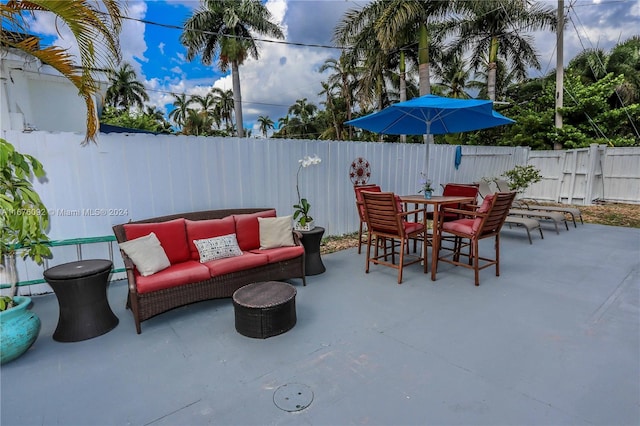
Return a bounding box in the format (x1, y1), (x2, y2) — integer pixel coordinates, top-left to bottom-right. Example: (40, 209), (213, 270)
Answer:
(294, 220), (315, 231)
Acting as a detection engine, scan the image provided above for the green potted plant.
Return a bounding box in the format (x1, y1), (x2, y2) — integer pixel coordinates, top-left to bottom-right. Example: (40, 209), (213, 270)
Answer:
(418, 173), (434, 199)
(293, 155), (321, 231)
(0, 138), (51, 364)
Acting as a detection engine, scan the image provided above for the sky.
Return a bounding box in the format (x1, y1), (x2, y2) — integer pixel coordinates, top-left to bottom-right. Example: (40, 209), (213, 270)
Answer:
(26, 0), (640, 136)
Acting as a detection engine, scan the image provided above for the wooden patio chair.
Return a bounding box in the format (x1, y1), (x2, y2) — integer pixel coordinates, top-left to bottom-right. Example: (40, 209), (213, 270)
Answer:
(354, 184), (381, 254)
(361, 191), (426, 284)
(436, 191), (516, 286)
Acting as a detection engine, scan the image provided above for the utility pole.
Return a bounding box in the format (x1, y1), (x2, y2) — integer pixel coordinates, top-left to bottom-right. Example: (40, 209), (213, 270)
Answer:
(555, 0), (564, 150)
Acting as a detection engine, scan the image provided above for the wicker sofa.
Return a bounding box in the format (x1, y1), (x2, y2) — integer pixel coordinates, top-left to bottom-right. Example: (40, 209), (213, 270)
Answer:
(113, 208), (306, 333)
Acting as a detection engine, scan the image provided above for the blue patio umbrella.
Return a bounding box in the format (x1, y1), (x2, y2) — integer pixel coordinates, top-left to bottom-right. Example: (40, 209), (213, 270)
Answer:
(344, 94), (515, 135)
(345, 94), (515, 176)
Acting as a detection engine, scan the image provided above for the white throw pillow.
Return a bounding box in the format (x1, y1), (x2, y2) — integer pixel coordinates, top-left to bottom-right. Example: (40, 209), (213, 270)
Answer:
(258, 215), (295, 249)
(118, 232), (171, 276)
(193, 234), (243, 263)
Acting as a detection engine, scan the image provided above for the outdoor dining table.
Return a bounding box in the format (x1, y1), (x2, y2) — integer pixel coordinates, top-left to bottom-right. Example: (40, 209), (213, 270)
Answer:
(400, 195), (476, 281)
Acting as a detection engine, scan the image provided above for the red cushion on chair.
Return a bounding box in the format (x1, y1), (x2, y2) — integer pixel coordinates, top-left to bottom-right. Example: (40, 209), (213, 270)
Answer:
(233, 210), (277, 251)
(124, 219), (190, 264)
(472, 195), (494, 233)
(403, 221), (423, 234)
(185, 217), (236, 260)
(443, 218), (475, 235)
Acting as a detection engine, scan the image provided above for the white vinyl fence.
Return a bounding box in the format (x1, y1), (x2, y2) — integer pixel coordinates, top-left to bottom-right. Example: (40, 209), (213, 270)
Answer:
(3, 129), (639, 293)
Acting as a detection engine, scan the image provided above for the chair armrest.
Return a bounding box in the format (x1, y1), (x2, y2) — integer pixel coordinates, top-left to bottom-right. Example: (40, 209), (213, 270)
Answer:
(441, 207), (487, 218)
(401, 207), (426, 217)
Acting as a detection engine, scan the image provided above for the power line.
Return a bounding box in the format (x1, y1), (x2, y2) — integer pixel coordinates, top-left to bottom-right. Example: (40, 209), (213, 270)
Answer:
(120, 16), (343, 51)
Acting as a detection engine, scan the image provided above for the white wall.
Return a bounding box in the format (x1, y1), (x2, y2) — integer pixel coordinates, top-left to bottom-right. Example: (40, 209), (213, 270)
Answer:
(0, 49), (106, 134)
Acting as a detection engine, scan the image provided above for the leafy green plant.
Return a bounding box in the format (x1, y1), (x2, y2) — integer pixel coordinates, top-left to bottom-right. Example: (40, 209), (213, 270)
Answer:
(0, 295), (13, 310)
(0, 138), (51, 310)
(501, 165), (542, 193)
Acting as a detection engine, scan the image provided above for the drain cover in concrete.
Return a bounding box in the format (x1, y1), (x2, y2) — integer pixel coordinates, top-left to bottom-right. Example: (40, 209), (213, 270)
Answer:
(273, 383), (313, 412)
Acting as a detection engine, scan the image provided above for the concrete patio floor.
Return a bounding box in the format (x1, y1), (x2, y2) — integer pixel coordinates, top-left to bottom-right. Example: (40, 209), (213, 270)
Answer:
(1, 223), (639, 426)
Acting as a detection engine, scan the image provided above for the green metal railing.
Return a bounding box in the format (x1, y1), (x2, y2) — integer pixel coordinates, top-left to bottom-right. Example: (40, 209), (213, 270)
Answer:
(1, 236), (125, 288)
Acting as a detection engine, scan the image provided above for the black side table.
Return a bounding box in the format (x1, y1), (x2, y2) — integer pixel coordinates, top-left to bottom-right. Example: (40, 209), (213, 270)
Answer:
(233, 281), (297, 338)
(299, 226), (326, 276)
(43, 259), (119, 342)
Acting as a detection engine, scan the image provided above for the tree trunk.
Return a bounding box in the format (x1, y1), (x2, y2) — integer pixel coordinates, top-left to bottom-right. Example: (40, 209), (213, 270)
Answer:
(418, 24), (431, 96)
(487, 37), (499, 101)
(231, 60), (244, 137)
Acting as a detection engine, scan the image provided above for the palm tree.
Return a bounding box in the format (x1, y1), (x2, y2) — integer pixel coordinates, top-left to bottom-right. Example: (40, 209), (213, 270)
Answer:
(211, 88), (234, 131)
(180, 0), (284, 137)
(319, 55), (357, 139)
(168, 93), (193, 129)
(450, 0), (556, 101)
(434, 53), (474, 99)
(288, 98), (318, 123)
(1, 0), (123, 144)
(318, 81), (342, 140)
(569, 36), (640, 106)
(277, 116), (289, 137)
(182, 108), (213, 136)
(372, 0), (453, 96)
(257, 115), (274, 138)
(287, 98), (318, 138)
(193, 93), (221, 128)
(105, 63), (149, 111)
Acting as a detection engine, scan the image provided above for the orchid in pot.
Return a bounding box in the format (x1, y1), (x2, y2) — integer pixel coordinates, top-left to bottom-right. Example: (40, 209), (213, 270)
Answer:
(293, 155), (321, 231)
(418, 173), (434, 199)
(0, 138), (51, 363)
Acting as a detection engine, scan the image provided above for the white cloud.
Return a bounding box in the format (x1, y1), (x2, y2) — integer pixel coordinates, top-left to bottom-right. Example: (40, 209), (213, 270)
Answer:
(120, 1), (148, 74)
(158, 42), (166, 55)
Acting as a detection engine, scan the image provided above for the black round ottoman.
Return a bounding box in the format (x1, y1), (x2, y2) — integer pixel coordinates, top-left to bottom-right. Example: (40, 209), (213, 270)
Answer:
(232, 281), (296, 339)
(43, 259), (119, 342)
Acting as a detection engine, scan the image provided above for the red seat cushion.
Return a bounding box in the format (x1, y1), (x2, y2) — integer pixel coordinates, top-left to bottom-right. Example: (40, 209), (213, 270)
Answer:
(443, 218), (475, 235)
(124, 219), (190, 264)
(135, 261), (211, 294)
(185, 216), (236, 261)
(233, 210), (277, 251)
(249, 245), (304, 263)
(403, 221), (423, 234)
(443, 195), (494, 236)
(203, 252), (270, 276)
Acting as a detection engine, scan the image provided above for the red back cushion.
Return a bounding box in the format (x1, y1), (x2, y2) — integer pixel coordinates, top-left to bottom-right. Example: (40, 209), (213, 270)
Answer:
(124, 218), (189, 264)
(472, 195), (494, 234)
(443, 184), (479, 212)
(355, 186), (381, 219)
(185, 216), (236, 261)
(233, 210), (277, 251)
